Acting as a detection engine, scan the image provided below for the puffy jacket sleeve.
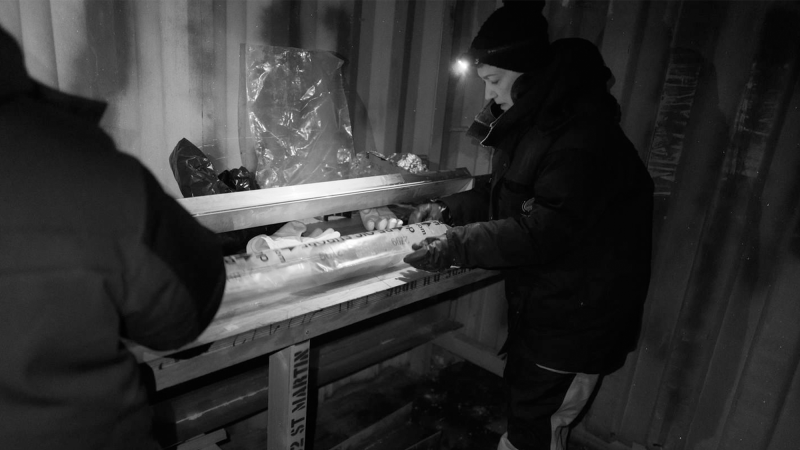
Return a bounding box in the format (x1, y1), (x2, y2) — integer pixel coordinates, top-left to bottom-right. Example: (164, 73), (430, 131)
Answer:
(447, 146), (616, 269)
(119, 167), (226, 351)
(438, 174), (493, 225)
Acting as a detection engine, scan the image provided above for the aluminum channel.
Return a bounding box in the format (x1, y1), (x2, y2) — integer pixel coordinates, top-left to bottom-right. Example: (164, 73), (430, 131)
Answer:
(177, 168), (474, 233)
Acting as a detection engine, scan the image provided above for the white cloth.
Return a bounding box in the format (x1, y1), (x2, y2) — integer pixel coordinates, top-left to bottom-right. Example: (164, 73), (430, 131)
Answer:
(245, 221), (340, 254)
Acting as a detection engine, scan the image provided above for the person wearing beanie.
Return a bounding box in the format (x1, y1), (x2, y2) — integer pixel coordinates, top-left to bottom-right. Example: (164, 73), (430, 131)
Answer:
(405, 2), (654, 449)
(0, 26), (226, 449)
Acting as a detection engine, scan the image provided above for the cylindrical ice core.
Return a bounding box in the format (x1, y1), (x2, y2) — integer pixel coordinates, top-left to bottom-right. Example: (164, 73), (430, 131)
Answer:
(224, 221), (448, 294)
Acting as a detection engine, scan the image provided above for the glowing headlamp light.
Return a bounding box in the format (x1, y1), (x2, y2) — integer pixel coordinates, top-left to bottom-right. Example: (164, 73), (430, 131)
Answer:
(451, 39), (546, 76)
(453, 57), (471, 76)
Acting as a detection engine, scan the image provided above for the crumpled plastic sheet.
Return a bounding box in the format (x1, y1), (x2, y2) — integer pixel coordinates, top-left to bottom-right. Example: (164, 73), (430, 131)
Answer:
(224, 221), (450, 296)
(243, 45), (358, 188)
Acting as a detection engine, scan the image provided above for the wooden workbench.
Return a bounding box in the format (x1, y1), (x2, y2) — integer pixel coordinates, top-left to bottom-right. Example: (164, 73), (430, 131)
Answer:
(133, 255), (500, 449)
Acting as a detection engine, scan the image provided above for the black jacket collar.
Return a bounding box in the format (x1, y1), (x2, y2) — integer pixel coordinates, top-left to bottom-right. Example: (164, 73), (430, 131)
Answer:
(468, 38), (619, 152)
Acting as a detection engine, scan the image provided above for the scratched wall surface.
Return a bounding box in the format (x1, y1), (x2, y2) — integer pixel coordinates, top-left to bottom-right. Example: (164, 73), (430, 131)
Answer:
(0, 0), (457, 197)
(3, 1), (800, 449)
(446, 2), (800, 450)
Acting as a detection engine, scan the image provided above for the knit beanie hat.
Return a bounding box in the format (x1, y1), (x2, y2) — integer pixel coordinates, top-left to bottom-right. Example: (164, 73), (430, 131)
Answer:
(465, 0), (552, 73)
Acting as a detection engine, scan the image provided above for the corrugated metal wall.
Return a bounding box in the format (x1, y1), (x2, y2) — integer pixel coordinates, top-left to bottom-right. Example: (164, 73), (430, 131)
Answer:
(0, 0), (456, 197)
(3, 1), (799, 449)
(447, 1), (800, 450)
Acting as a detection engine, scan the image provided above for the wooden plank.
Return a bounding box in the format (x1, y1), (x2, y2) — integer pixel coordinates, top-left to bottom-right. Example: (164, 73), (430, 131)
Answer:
(328, 403), (413, 450)
(138, 267), (500, 390)
(176, 429), (227, 450)
(315, 317), (462, 386)
(152, 315), (459, 447)
(152, 364), (269, 447)
(433, 332), (505, 377)
(268, 341), (311, 450)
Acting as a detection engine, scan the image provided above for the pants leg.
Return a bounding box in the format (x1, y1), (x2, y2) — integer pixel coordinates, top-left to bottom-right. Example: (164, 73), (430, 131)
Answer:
(501, 344), (599, 450)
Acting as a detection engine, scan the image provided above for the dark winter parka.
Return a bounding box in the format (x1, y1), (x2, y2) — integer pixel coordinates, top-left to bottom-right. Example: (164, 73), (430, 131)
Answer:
(0, 27), (225, 449)
(443, 38), (654, 375)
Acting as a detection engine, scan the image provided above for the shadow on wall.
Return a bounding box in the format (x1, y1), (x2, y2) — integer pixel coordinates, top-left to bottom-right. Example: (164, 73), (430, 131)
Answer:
(257, 0), (378, 156)
(650, 4), (800, 447)
(322, 2), (378, 155)
(78, 0), (132, 137)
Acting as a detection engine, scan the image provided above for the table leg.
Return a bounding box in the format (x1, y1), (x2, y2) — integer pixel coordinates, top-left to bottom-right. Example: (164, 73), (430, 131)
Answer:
(268, 340), (311, 449)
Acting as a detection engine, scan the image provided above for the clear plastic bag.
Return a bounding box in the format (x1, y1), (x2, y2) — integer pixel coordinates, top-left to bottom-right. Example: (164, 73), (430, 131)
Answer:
(243, 44), (356, 188)
(224, 221), (449, 294)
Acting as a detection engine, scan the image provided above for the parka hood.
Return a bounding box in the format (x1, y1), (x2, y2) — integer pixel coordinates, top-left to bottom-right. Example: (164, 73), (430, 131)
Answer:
(473, 38), (620, 148)
(0, 26), (34, 101)
(0, 26), (106, 123)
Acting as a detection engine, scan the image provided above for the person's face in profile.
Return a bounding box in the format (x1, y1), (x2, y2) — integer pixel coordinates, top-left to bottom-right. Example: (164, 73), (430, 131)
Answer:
(477, 64), (523, 112)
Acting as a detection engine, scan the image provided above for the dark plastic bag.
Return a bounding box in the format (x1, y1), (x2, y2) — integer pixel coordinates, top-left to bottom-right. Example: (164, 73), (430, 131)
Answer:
(218, 166), (258, 192)
(169, 138), (233, 198)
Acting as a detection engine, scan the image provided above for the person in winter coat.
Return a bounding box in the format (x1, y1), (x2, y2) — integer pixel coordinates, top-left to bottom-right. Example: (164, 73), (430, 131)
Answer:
(404, 2), (654, 450)
(0, 26), (226, 449)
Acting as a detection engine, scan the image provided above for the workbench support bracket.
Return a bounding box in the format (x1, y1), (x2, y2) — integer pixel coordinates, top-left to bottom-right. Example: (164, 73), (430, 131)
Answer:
(268, 340), (311, 450)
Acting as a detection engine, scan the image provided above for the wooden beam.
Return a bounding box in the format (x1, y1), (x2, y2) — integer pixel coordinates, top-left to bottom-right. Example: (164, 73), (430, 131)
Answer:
(328, 403), (413, 450)
(315, 318), (462, 386)
(175, 170), (473, 232)
(268, 341), (311, 450)
(151, 316), (462, 447)
(433, 332), (505, 377)
(142, 268), (499, 391)
(176, 429), (227, 450)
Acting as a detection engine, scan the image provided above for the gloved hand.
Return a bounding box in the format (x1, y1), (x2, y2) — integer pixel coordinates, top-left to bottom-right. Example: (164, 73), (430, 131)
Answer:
(360, 206), (403, 231)
(408, 202), (446, 224)
(403, 235), (457, 272)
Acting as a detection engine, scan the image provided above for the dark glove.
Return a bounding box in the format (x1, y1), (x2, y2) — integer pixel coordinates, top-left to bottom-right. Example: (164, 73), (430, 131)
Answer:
(409, 201), (450, 224)
(403, 235), (457, 272)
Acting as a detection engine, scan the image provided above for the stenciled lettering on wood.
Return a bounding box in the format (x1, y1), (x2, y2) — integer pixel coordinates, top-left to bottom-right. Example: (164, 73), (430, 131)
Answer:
(289, 346), (310, 450)
(387, 267), (473, 297)
(148, 267), (483, 382)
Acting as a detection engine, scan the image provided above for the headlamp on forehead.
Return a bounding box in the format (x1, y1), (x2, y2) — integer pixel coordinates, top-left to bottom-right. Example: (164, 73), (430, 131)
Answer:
(451, 39), (550, 76)
(453, 57), (472, 76)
